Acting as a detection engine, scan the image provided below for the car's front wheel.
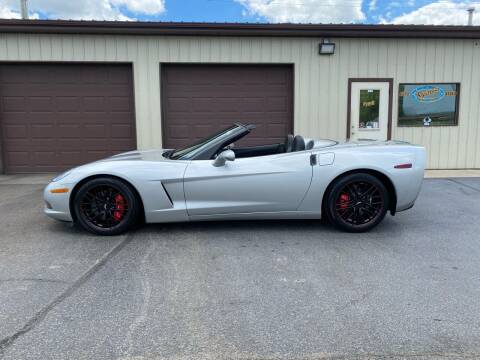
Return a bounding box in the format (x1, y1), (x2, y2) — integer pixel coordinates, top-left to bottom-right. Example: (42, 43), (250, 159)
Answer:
(73, 177), (141, 236)
(326, 173), (389, 232)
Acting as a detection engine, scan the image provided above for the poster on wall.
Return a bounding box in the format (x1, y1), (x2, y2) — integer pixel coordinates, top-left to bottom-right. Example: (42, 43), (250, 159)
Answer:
(398, 83), (459, 126)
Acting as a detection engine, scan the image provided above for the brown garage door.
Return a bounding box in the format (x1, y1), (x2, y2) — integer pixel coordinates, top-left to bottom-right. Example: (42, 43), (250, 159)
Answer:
(0, 63), (136, 173)
(161, 64), (293, 149)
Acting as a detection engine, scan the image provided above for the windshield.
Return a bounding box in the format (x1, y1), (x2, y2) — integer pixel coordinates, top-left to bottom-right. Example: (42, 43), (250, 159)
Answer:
(169, 125), (240, 160)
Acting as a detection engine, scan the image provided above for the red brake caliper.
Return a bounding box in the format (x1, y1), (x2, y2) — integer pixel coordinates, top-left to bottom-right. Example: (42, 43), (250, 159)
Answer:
(113, 194), (126, 222)
(338, 193), (350, 210)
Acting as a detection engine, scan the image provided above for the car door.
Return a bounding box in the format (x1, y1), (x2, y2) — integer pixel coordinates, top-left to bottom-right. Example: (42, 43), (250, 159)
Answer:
(183, 151), (313, 216)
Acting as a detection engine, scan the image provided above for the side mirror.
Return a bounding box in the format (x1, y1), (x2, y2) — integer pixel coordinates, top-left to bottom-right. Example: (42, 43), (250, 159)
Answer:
(212, 149), (235, 167)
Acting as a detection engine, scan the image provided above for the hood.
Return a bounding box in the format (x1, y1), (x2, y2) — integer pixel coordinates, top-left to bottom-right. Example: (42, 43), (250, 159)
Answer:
(102, 149), (174, 162)
(65, 149), (176, 174)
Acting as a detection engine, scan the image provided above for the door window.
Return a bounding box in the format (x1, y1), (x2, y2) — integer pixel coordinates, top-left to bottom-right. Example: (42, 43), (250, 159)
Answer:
(359, 89), (380, 129)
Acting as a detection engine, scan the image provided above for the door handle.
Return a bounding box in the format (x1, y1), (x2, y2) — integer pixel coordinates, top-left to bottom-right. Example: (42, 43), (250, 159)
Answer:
(310, 154), (317, 166)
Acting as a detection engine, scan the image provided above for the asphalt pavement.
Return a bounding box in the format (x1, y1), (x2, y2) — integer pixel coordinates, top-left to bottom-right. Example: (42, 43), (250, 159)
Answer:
(0, 175), (479, 360)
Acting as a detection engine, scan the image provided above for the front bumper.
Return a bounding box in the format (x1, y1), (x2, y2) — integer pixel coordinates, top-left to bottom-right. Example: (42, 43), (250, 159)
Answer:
(43, 182), (75, 222)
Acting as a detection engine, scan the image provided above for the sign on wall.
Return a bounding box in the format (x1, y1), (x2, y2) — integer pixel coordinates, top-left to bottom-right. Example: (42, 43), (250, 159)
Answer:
(398, 83), (460, 126)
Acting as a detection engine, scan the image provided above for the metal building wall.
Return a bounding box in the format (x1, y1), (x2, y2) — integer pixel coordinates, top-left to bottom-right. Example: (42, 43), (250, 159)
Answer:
(0, 33), (479, 169)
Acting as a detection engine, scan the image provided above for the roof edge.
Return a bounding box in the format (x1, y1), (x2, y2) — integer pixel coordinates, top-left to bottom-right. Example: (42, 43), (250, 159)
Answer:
(0, 19), (480, 39)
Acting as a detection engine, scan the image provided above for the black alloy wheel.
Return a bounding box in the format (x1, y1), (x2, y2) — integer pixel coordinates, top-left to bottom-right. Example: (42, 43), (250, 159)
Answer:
(326, 173), (389, 232)
(73, 177), (141, 236)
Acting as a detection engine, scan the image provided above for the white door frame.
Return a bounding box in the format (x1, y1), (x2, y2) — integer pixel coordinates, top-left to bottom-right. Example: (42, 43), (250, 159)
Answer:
(347, 78), (393, 141)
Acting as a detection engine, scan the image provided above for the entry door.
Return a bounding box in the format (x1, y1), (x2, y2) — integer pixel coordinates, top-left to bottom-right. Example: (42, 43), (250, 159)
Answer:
(349, 81), (391, 141)
(183, 152), (312, 216)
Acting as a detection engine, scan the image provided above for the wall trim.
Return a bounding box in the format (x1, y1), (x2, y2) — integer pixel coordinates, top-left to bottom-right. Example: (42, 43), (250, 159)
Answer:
(1, 19), (480, 39)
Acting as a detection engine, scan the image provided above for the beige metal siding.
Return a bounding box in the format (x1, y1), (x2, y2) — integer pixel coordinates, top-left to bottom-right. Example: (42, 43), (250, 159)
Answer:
(0, 33), (479, 169)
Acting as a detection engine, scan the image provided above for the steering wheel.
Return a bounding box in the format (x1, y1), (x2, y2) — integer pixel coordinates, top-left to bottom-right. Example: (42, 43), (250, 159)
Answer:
(284, 134), (294, 153)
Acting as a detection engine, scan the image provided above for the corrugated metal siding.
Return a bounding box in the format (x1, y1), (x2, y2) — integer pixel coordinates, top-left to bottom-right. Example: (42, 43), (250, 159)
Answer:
(0, 33), (479, 168)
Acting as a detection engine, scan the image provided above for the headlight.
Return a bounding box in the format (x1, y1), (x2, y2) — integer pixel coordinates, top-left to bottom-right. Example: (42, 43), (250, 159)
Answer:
(51, 171), (71, 182)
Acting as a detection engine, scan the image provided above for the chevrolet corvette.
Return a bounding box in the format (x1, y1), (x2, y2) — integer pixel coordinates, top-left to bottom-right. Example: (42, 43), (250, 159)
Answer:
(44, 123), (425, 235)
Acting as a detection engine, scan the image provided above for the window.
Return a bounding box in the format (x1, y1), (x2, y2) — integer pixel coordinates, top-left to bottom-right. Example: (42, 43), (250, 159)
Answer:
(359, 89), (380, 129)
(398, 83), (460, 126)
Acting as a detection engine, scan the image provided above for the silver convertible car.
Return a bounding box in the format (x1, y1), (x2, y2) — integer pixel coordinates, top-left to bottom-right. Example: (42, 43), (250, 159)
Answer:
(44, 123), (426, 235)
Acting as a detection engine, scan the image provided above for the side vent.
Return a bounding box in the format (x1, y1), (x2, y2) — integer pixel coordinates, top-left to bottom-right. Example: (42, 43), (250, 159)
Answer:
(161, 182), (174, 206)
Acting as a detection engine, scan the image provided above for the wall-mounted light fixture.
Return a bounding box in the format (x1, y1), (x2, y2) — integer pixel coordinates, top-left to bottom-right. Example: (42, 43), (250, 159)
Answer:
(319, 39), (335, 55)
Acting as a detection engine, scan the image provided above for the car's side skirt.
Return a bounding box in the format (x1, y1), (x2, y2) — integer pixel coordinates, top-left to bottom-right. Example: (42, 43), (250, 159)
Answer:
(188, 211), (321, 222)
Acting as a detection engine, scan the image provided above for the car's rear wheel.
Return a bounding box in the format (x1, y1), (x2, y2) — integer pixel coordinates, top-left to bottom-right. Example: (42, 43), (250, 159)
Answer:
(326, 173), (389, 232)
(73, 177), (141, 236)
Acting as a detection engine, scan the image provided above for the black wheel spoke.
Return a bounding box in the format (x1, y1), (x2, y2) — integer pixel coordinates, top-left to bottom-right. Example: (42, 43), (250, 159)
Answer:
(335, 180), (384, 227)
(79, 184), (129, 229)
(359, 185), (376, 198)
(340, 208), (354, 221)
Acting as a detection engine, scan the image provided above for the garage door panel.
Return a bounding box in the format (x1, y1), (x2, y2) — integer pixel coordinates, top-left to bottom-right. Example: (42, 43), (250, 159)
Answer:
(110, 115), (135, 125)
(267, 123), (290, 137)
(165, 68), (192, 84)
(162, 64), (293, 149)
(108, 96), (133, 112)
(266, 97), (288, 111)
(167, 98), (190, 112)
(57, 151), (84, 166)
(0, 69), (26, 84)
(107, 67), (131, 84)
(9, 138), (57, 149)
(53, 67), (81, 83)
(55, 97), (81, 112)
(111, 140), (137, 150)
(193, 125), (217, 138)
(215, 98), (238, 111)
(6, 152), (29, 167)
(2, 96), (27, 112)
(57, 124), (81, 138)
(57, 139), (94, 150)
(27, 67), (56, 84)
(84, 151), (109, 163)
(82, 124), (107, 138)
(33, 151), (57, 165)
(29, 96), (54, 112)
(3, 124), (28, 139)
(192, 98), (216, 112)
(266, 70), (289, 84)
(80, 67), (108, 84)
(110, 124), (134, 138)
(247, 123), (266, 136)
(83, 96), (106, 111)
(30, 124), (56, 138)
(0, 64), (136, 173)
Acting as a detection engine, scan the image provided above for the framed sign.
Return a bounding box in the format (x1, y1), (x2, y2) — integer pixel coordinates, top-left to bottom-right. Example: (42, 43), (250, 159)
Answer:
(398, 83), (460, 127)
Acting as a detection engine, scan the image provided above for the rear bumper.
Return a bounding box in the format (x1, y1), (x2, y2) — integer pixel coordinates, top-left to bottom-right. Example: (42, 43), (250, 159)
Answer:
(394, 172), (423, 212)
(396, 201), (415, 213)
(393, 147), (426, 212)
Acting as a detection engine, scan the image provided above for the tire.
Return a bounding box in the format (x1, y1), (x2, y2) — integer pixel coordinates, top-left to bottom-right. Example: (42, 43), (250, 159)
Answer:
(325, 173), (389, 233)
(73, 177), (141, 236)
